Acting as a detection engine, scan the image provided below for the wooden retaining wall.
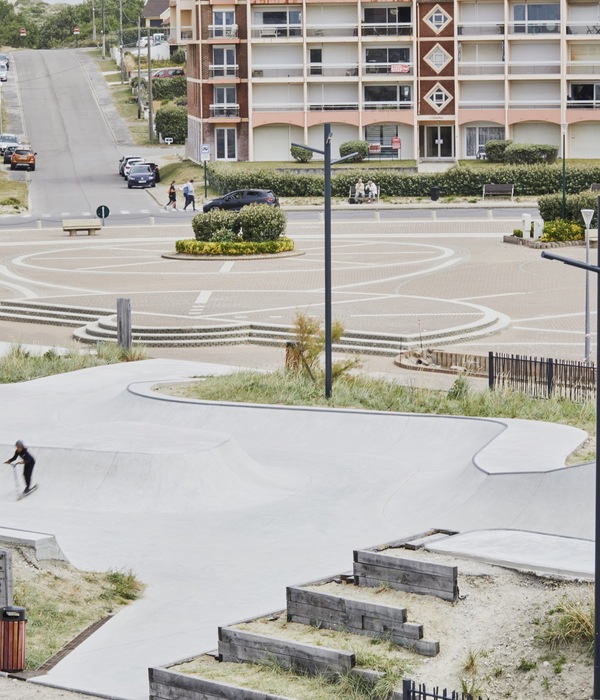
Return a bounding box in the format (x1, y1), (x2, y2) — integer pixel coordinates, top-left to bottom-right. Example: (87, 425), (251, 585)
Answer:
(149, 667), (295, 700)
(286, 586), (439, 657)
(353, 551), (459, 602)
(218, 627), (355, 677)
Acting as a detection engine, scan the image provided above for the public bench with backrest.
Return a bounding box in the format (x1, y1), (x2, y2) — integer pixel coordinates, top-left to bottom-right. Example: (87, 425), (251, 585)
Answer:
(590, 183), (600, 192)
(62, 219), (102, 236)
(482, 183), (514, 201)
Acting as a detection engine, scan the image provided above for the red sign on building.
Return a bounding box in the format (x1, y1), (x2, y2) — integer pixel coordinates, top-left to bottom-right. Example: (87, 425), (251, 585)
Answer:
(391, 137), (401, 150)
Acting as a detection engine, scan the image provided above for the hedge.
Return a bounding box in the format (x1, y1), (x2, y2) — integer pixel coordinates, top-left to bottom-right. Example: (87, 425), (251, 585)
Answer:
(206, 163), (600, 199)
(154, 105), (187, 144)
(538, 191), (600, 226)
(175, 238), (295, 256)
(151, 76), (187, 101)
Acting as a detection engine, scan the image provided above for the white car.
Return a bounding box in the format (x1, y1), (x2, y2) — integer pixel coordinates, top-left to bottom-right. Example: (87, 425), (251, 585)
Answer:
(0, 64), (7, 82)
(123, 158), (146, 178)
(136, 37), (148, 48)
(0, 133), (18, 154)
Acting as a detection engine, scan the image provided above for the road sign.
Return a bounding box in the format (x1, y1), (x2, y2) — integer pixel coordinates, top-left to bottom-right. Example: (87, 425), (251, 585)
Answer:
(19, 28), (26, 37)
(74, 26), (80, 35)
(200, 143), (210, 162)
(391, 137), (401, 150)
(96, 205), (110, 221)
(164, 137), (174, 145)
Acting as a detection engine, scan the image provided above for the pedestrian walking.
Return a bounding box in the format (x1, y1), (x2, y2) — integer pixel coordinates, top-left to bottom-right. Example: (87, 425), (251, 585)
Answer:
(183, 179), (196, 211)
(5, 440), (36, 497)
(165, 181), (177, 210)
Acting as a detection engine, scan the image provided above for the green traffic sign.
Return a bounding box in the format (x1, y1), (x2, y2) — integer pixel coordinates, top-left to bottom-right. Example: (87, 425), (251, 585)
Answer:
(96, 205), (110, 219)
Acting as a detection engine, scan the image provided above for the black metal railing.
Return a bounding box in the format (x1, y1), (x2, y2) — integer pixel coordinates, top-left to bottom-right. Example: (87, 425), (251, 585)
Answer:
(402, 680), (489, 700)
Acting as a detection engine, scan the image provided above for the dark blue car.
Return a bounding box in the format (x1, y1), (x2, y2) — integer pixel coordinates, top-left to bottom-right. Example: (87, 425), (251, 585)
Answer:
(127, 164), (156, 189)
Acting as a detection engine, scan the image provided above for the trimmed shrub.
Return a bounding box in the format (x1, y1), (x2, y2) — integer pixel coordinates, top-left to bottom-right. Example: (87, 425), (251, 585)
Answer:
(211, 228), (240, 242)
(238, 204), (287, 242)
(541, 219), (584, 242)
(513, 229), (523, 238)
(538, 191), (599, 226)
(171, 49), (186, 64)
(192, 210), (241, 241)
(175, 238), (295, 256)
(504, 143), (558, 165)
(485, 140), (512, 163)
(151, 76), (187, 101)
(154, 105), (187, 144)
(290, 145), (313, 163)
(339, 140), (369, 162)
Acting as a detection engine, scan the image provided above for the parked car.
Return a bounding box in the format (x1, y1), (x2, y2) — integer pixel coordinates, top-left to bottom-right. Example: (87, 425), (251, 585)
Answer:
(203, 189), (279, 213)
(0, 64), (7, 82)
(11, 146), (36, 171)
(3, 145), (19, 164)
(119, 154), (142, 176)
(0, 134), (18, 154)
(123, 158), (145, 178)
(0, 54), (9, 69)
(151, 67), (185, 79)
(136, 37), (148, 48)
(127, 163), (156, 189)
(152, 33), (165, 44)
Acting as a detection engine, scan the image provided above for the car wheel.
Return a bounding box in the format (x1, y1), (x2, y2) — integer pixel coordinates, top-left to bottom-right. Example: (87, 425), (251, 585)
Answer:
(151, 182), (156, 188)
(128, 183), (132, 189)
(207, 206), (221, 211)
(10, 164), (14, 170)
(30, 165), (35, 172)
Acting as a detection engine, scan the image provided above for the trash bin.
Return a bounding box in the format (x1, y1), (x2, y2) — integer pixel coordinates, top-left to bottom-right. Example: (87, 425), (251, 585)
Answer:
(430, 186), (440, 202)
(0, 606), (26, 672)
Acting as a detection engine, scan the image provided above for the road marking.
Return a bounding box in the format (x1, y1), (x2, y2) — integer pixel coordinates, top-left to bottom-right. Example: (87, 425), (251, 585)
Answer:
(220, 262), (235, 273)
(456, 292), (528, 301)
(189, 290), (212, 317)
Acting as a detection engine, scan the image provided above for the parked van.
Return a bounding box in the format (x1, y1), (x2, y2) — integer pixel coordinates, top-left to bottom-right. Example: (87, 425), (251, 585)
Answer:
(152, 33), (165, 44)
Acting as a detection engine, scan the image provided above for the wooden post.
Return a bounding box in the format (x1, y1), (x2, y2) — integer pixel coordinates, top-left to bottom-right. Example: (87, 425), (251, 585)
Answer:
(117, 298), (132, 350)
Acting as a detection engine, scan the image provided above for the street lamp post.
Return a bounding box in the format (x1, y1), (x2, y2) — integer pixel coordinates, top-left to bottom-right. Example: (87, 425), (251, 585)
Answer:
(291, 124), (357, 399)
(119, 0), (125, 84)
(541, 194), (600, 700)
(583, 208), (594, 363)
(561, 122), (568, 219)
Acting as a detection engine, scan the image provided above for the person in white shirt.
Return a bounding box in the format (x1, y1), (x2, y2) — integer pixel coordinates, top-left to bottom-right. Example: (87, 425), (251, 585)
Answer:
(355, 178), (365, 203)
(366, 180), (378, 203)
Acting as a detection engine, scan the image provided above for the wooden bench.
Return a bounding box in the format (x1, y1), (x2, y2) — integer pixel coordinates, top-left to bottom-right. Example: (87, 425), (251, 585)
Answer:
(348, 185), (379, 204)
(590, 183), (600, 192)
(482, 183), (514, 201)
(62, 218), (102, 236)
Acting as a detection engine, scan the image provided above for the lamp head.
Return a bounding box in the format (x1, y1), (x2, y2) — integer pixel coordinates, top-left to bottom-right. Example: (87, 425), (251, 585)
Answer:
(582, 208), (594, 228)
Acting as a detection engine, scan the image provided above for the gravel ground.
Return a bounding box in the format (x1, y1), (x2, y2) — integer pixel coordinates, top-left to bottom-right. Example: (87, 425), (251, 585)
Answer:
(0, 677), (91, 699)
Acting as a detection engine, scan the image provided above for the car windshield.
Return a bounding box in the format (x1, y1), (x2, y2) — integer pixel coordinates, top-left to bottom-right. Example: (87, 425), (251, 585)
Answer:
(130, 165), (152, 174)
(1, 135), (17, 143)
(15, 149), (31, 155)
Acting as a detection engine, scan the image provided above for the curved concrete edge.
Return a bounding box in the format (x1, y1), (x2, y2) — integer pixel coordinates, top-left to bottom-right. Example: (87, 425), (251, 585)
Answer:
(0, 526), (68, 562)
(428, 529), (594, 580)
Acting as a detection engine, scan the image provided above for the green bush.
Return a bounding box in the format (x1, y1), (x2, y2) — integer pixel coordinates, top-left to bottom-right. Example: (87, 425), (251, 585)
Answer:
(154, 105), (187, 144)
(541, 219), (584, 242)
(171, 49), (186, 64)
(538, 191), (599, 225)
(339, 140), (369, 162)
(192, 210), (241, 241)
(175, 238), (295, 256)
(290, 145), (313, 163)
(211, 228), (240, 242)
(513, 229), (523, 238)
(151, 76), (187, 101)
(504, 143), (558, 165)
(239, 204), (287, 241)
(485, 140), (512, 163)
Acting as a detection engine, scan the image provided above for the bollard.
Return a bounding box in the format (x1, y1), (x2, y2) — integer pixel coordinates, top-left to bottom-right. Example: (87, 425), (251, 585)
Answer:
(0, 606), (26, 672)
(522, 213), (532, 238)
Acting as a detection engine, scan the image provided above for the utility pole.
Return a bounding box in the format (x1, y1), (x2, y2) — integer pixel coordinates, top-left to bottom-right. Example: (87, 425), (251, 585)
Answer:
(91, 0), (96, 43)
(119, 0), (124, 83)
(147, 27), (153, 142)
(137, 17), (142, 119)
(101, 0), (106, 59)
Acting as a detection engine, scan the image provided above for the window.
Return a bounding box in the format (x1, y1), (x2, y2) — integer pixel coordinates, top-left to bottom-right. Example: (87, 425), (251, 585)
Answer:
(212, 87), (238, 117)
(363, 6), (411, 35)
(254, 8), (302, 36)
(424, 83), (453, 112)
(424, 44), (452, 72)
(465, 126), (505, 157)
(365, 47), (410, 72)
(513, 3), (559, 33)
(212, 47), (236, 77)
(216, 128), (236, 160)
(364, 84), (411, 108)
(212, 10), (235, 37)
(309, 48), (322, 75)
(424, 5), (451, 33)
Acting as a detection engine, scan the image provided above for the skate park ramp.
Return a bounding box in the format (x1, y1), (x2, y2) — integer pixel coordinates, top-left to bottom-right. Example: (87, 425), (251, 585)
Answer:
(0, 359), (592, 700)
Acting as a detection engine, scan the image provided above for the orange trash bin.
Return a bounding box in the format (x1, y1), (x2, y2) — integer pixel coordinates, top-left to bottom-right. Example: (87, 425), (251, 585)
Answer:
(0, 607), (27, 672)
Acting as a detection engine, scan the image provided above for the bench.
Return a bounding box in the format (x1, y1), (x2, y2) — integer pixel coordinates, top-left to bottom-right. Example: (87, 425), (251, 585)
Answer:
(62, 218), (102, 236)
(348, 185), (379, 204)
(590, 183), (600, 192)
(482, 183), (514, 201)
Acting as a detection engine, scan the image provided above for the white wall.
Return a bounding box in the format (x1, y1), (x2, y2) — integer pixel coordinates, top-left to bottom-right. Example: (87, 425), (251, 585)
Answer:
(305, 4), (357, 24)
(461, 81), (504, 100)
(307, 124), (358, 158)
(307, 83), (358, 103)
(511, 42), (560, 60)
(459, 2), (503, 21)
(569, 123), (600, 158)
(252, 45), (303, 64)
(253, 125), (305, 161)
(512, 122), (559, 145)
(252, 84), (303, 107)
(510, 81), (560, 99)
(460, 42), (503, 61)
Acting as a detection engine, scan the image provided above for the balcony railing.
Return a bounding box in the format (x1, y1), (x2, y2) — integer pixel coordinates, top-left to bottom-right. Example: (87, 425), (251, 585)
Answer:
(209, 104), (240, 117)
(251, 24), (302, 38)
(458, 100), (506, 108)
(567, 100), (600, 108)
(507, 21), (561, 35)
(309, 64), (361, 77)
(567, 61), (600, 75)
(566, 21), (600, 35)
(253, 103), (304, 111)
(308, 102), (359, 111)
(209, 65), (239, 78)
(508, 99), (561, 108)
(458, 61), (504, 75)
(508, 60), (561, 74)
(252, 65), (303, 78)
(305, 24), (357, 37)
(361, 22), (412, 36)
(457, 21), (504, 35)
(363, 100), (413, 110)
(363, 62), (413, 76)
(207, 25), (238, 39)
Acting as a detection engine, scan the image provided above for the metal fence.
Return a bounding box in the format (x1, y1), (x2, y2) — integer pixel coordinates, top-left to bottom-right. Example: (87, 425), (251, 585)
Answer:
(402, 680), (489, 700)
(488, 352), (596, 402)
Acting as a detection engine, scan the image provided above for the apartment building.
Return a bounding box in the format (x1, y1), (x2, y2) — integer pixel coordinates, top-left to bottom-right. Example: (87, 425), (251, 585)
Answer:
(180, 0), (600, 162)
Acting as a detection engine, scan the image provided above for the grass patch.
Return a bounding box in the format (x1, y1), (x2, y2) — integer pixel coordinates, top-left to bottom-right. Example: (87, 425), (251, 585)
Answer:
(0, 169), (28, 210)
(157, 370), (596, 449)
(11, 548), (144, 670)
(538, 593), (594, 653)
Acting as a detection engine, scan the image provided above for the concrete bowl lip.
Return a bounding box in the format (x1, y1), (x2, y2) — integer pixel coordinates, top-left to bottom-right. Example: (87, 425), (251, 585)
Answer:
(161, 250), (305, 261)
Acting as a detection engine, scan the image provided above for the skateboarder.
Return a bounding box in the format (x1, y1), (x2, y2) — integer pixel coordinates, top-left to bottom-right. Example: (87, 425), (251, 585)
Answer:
(5, 440), (36, 496)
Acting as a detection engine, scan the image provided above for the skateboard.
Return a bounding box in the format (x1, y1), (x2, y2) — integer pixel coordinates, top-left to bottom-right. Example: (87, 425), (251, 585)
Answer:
(18, 484), (38, 500)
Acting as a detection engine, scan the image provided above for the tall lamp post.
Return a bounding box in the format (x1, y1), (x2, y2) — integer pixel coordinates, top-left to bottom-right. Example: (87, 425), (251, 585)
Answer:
(561, 122), (568, 219)
(582, 208), (594, 363)
(291, 124), (357, 399)
(541, 194), (599, 700)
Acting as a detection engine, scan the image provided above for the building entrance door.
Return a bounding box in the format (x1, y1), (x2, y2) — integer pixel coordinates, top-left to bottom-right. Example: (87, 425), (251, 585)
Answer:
(422, 125), (454, 159)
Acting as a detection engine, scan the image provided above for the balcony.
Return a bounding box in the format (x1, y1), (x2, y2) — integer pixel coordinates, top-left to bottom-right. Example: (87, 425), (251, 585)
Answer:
(310, 64), (360, 77)
(305, 24), (357, 38)
(457, 21), (504, 36)
(308, 102), (359, 111)
(209, 65), (239, 78)
(508, 60), (561, 74)
(458, 100), (506, 108)
(164, 26), (193, 42)
(567, 100), (600, 109)
(566, 22), (600, 36)
(458, 61), (504, 76)
(252, 65), (303, 78)
(209, 104), (240, 117)
(363, 62), (413, 76)
(253, 103), (304, 111)
(207, 25), (238, 39)
(507, 21), (561, 35)
(361, 23), (412, 37)
(363, 100), (413, 110)
(251, 24), (302, 39)
(567, 61), (600, 75)
(508, 99), (561, 108)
